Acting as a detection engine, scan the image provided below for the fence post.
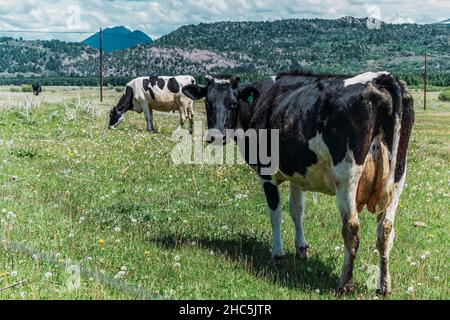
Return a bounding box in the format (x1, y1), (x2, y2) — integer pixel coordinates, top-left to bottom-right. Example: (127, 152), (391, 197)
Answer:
(99, 28), (103, 102)
(424, 51), (427, 111)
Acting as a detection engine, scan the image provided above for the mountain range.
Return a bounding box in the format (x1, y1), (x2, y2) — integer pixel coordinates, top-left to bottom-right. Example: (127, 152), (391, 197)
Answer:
(82, 26), (152, 52)
(436, 19), (450, 25)
(0, 17), (449, 86)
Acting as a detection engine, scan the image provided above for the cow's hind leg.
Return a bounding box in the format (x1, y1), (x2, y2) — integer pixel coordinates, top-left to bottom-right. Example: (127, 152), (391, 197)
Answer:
(376, 170), (406, 296)
(334, 158), (363, 295)
(179, 108), (187, 129)
(261, 177), (285, 264)
(289, 184), (309, 260)
(143, 104), (157, 133)
(187, 101), (194, 134)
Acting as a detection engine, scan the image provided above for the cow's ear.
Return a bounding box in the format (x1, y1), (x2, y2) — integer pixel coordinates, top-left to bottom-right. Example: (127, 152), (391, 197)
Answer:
(239, 86), (260, 104)
(182, 84), (206, 100)
(205, 75), (214, 85)
(232, 76), (240, 89)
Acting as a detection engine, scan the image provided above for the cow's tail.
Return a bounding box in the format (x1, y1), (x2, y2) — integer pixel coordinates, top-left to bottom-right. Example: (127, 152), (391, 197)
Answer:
(373, 74), (405, 204)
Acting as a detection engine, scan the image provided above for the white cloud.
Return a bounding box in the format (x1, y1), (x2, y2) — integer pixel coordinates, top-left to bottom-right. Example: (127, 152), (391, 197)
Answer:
(0, 0), (447, 42)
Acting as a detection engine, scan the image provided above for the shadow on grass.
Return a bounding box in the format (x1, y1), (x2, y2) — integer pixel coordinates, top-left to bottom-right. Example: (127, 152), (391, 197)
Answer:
(152, 233), (340, 295)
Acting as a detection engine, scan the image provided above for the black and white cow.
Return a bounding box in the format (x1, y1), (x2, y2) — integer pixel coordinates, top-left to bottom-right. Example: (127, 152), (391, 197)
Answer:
(183, 72), (414, 295)
(32, 83), (42, 96)
(109, 76), (196, 133)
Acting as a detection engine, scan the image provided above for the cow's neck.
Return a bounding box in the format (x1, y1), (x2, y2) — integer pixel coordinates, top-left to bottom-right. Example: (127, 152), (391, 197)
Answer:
(236, 102), (254, 131)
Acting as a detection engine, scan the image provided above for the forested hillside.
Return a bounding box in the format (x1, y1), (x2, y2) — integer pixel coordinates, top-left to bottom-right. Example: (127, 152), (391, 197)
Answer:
(1, 17), (449, 86)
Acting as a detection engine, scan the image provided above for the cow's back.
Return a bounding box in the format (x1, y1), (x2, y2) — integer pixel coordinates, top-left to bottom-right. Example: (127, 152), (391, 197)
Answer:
(127, 76), (195, 112)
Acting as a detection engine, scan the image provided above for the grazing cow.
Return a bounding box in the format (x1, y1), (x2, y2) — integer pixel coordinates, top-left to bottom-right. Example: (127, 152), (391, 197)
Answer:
(32, 83), (42, 96)
(183, 72), (414, 295)
(109, 75), (196, 133)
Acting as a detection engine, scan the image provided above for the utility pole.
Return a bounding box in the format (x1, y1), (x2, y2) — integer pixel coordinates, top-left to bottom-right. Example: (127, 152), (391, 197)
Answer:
(424, 51), (427, 111)
(99, 28), (103, 102)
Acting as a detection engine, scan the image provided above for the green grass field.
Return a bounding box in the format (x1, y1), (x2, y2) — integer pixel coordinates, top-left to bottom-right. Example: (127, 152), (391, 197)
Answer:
(0, 87), (448, 300)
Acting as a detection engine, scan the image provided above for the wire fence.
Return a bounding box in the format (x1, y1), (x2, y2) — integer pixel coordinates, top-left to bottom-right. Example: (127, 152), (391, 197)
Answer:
(0, 234), (162, 299)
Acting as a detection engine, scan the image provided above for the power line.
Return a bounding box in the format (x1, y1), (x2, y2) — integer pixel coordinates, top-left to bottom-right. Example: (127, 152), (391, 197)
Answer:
(0, 29), (94, 34)
(0, 29), (152, 42)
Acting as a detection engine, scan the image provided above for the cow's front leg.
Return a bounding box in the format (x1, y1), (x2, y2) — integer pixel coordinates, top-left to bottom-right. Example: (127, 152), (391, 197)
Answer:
(143, 105), (157, 133)
(261, 177), (285, 264)
(334, 160), (363, 295)
(376, 171), (406, 296)
(289, 184), (309, 260)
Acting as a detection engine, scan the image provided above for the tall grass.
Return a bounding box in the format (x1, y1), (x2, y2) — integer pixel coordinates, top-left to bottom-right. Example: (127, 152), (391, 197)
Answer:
(438, 90), (450, 102)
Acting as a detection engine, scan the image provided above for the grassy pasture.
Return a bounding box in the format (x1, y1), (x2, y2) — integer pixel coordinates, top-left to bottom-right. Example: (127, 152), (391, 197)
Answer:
(0, 86), (448, 300)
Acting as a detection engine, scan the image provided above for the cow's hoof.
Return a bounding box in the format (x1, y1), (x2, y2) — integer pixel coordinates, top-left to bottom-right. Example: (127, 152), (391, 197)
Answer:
(337, 281), (355, 296)
(271, 255), (285, 266)
(376, 287), (391, 297)
(295, 245), (309, 260)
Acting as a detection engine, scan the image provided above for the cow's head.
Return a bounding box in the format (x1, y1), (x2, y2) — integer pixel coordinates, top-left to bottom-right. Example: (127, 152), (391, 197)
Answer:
(182, 75), (259, 143)
(109, 86), (133, 129)
(109, 107), (125, 129)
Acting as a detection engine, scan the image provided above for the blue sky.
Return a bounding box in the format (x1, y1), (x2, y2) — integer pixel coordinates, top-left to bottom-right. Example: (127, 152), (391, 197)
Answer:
(0, 0), (448, 41)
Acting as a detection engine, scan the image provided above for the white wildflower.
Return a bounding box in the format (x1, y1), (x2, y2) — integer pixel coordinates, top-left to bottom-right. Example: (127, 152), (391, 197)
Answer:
(406, 285), (414, 294)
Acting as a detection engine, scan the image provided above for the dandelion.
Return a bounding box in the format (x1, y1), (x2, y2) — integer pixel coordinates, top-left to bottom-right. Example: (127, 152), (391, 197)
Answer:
(406, 285), (414, 295)
(19, 292), (26, 298)
(115, 270), (127, 279)
(79, 216), (86, 223)
(130, 217), (137, 224)
(1, 209), (6, 213)
(315, 288), (320, 294)
(173, 262), (181, 268)
(221, 225), (229, 231)
(115, 239), (121, 244)
(114, 226), (121, 233)
(174, 255), (180, 262)
(10, 271), (18, 277)
(44, 272), (53, 280)
(144, 251), (150, 257)
(432, 275), (440, 282)
(210, 250), (215, 256)
(406, 256), (413, 263)
(98, 239), (105, 246)
(68, 233), (74, 238)
(6, 211), (16, 219)
(120, 266), (127, 271)
(86, 256), (93, 261)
